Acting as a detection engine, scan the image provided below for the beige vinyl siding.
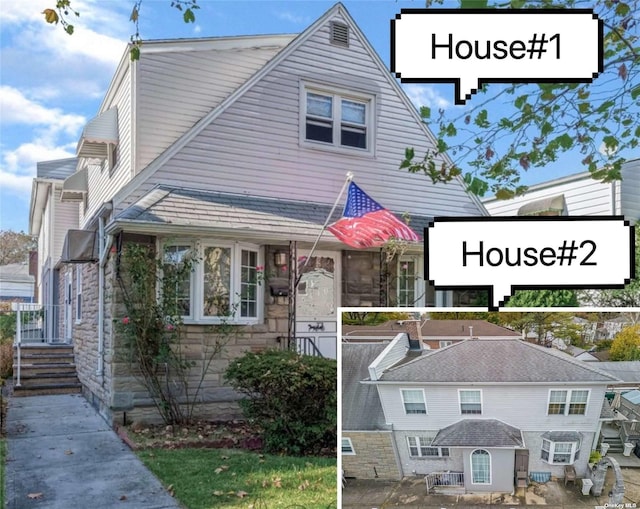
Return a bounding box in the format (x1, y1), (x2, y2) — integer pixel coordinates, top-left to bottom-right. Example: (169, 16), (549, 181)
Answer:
(52, 187), (79, 264)
(376, 383), (606, 432)
(484, 175), (615, 217)
(119, 12), (484, 218)
(82, 66), (133, 227)
(135, 45), (290, 173)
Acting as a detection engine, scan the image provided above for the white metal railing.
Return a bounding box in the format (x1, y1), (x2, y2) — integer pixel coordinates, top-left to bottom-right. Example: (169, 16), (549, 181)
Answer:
(426, 471), (464, 492)
(12, 303), (70, 387)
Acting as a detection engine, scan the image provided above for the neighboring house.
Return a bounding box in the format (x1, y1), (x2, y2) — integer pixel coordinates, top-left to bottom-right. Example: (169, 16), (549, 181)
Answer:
(483, 158), (640, 221)
(27, 3), (487, 423)
(342, 341), (399, 480)
(28, 158), (80, 342)
(343, 319), (520, 349)
(345, 326), (620, 492)
(567, 346), (600, 362)
(0, 263), (34, 303)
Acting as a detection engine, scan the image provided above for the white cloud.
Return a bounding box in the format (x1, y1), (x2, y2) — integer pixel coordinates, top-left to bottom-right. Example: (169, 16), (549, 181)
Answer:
(276, 11), (311, 26)
(403, 84), (451, 111)
(0, 86), (85, 135)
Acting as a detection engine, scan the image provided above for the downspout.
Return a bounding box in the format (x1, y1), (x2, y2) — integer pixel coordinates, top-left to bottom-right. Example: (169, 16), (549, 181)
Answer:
(97, 217), (113, 376)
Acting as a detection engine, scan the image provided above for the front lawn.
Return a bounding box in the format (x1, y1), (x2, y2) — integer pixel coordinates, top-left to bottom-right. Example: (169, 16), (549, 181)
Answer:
(137, 448), (336, 509)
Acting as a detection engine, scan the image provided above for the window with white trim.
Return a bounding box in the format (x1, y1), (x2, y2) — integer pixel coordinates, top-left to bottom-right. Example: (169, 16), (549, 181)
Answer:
(341, 437), (355, 455)
(75, 265), (82, 323)
(163, 241), (262, 324)
(541, 439), (581, 464)
(401, 389), (427, 414)
(547, 389), (589, 416)
(303, 87), (372, 151)
(439, 340), (453, 348)
(459, 389), (482, 415)
(471, 449), (491, 484)
(397, 256), (420, 307)
(407, 436), (449, 458)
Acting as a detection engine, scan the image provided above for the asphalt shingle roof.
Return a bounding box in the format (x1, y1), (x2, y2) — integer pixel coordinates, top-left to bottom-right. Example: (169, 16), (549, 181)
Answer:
(342, 343), (390, 431)
(379, 339), (620, 383)
(596, 362), (640, 384)
(431, 419), (523, 448)
(342, 319), (520, 339)
(115, 186), (432, 240)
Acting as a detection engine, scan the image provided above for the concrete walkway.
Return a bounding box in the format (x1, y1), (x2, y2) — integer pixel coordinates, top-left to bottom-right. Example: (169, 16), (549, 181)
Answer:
(4, 394), (182, 509)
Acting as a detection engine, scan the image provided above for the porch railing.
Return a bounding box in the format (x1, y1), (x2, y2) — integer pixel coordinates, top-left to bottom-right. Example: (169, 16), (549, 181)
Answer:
(13, 303), (70, 387)
(292, 336), (323, 357)
(425, 471), (464, 492)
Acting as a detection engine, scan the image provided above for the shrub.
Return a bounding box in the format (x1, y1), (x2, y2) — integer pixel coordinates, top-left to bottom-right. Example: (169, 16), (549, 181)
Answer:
(0, 342), (12, 379)
(225, 349), (336, 456)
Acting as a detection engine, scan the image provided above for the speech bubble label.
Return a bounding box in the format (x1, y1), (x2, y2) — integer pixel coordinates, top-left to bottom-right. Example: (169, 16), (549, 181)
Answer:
(391, 10), (603, 104)
(426, 217), (634, 310)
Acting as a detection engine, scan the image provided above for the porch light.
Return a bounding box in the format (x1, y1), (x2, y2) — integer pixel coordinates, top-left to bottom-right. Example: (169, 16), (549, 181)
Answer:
(274, 251), (287, 267)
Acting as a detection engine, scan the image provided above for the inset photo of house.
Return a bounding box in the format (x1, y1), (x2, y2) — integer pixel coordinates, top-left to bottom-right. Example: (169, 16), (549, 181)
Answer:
(340, 311), (640, 507)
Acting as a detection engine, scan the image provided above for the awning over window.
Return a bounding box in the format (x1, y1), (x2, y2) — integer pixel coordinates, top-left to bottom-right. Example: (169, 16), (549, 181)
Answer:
(517, 194), (567, 216)
(60, 230), (98, 263)
(541, 431), (582, 443)
(77, 107), (118, 159)
(60, 167), (87, 202)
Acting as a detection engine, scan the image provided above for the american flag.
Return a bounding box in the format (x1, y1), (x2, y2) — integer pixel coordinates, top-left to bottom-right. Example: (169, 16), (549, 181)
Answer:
(327, 182), (420, 248)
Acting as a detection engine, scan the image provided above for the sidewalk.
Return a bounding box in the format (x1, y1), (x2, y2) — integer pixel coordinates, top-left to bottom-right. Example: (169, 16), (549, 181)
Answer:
(4, 394), (182, 509)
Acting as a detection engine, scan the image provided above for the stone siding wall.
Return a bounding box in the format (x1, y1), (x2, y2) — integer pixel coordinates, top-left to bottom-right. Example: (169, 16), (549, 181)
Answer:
(523, 431), (594, 478)
(342, 251), (384, 307)
(342, 432), (400, 480)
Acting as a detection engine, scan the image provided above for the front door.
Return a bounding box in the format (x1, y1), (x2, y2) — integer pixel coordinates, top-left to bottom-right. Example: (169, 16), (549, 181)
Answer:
(295, 250), (340, 359)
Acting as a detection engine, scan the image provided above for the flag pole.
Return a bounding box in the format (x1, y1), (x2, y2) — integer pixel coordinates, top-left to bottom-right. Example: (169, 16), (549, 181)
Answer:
(296, 171), (353, 286)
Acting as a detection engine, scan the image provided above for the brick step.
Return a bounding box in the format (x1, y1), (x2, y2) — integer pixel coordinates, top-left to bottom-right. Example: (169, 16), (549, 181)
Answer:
(18, 373), (80, 386)
(13, 383), (82, 397)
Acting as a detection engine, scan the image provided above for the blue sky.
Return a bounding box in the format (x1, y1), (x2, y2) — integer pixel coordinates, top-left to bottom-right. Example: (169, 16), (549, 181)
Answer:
(0, 0), (635, 233)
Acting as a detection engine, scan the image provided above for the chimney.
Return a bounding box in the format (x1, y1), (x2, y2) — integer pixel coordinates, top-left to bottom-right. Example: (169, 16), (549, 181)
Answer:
(469, 326), (474, 339)
(405, 320), (423, 351)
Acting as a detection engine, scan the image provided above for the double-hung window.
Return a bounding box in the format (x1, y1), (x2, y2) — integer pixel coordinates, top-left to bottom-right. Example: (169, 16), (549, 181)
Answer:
(341, 437), (355, 455)
(303, 87), (372, 151)
(459, 389), (482, 415)
(163, 241), (262, 324)
(397, 256), (421, 306)
(407, 436), (449, 458)
(401, 389), (427, 414)
(548, 389), (589, 416)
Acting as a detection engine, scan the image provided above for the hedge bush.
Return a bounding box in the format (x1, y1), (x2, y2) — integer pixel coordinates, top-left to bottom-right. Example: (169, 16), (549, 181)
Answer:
(225, 349), (336, 456)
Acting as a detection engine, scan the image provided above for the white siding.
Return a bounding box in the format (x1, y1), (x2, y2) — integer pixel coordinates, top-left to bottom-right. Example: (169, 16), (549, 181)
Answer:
(135, 44), (289, 172)
(81, 66), (133, 228)
(484, 174), (615, 217)
(119, 12), (485, 219)
(621, 158), (640, 221)
(369, 334), (409, 380)
(377, 383), (606, 432)
(52, 187), (79, 264)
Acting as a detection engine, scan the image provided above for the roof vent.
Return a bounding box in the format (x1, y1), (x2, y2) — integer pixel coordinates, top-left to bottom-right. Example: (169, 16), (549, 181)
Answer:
(330, 21), (349, 47)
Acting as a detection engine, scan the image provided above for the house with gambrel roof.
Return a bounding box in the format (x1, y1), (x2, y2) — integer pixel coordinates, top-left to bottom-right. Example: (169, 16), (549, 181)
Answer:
(25, 3), (487, 421)
(343, 333), (620, 491)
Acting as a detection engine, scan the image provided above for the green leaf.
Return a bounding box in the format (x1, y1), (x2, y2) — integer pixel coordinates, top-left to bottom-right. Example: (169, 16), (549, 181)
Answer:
(514, 95), (528, 109)
(631, 86), (640, 101)
(65, 24), (74, 35)
(419, 106), (431, 120)
(461, 0), (488, 7)
(556, 133), (573, 150)
(474, 109), (489, 128)
(578, 102), (590, 114)
(436, 138), (448, 153)
(510, 0), (526, 7)
(183, 8), (196, 23)
(130, 45), (141, 61)
(445, 122), (457, 137)
(405, 147), (415, 161)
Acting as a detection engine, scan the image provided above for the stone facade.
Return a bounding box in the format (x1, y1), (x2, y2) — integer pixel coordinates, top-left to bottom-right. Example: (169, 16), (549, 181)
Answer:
(522, 431), (594, 479)
(342, 431), (400, 480)
(342, 251), (384, 307)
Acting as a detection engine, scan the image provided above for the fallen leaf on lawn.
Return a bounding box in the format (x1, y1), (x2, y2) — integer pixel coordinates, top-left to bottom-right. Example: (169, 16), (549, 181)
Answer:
(213, 491), (224, 496)
(272, 477), (282, 488)
(214, 465), (229, 474)
(167, 484), (175, 497)
(64, 450), (73, 455)
(221, 455), (229, 460)
(298, 480), (311, 491)
(27, 493), (43, 500)
(119, 495), (127, 501)
(236, 491), (249, 498)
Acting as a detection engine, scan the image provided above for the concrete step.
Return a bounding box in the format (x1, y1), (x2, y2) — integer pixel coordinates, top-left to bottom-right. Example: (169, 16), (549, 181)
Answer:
(15, 353), (75, 364)
(12, 383), (82, 397)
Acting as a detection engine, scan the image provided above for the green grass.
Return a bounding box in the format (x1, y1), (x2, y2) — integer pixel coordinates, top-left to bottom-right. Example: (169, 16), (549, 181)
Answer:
(137, 448), (336, 509)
